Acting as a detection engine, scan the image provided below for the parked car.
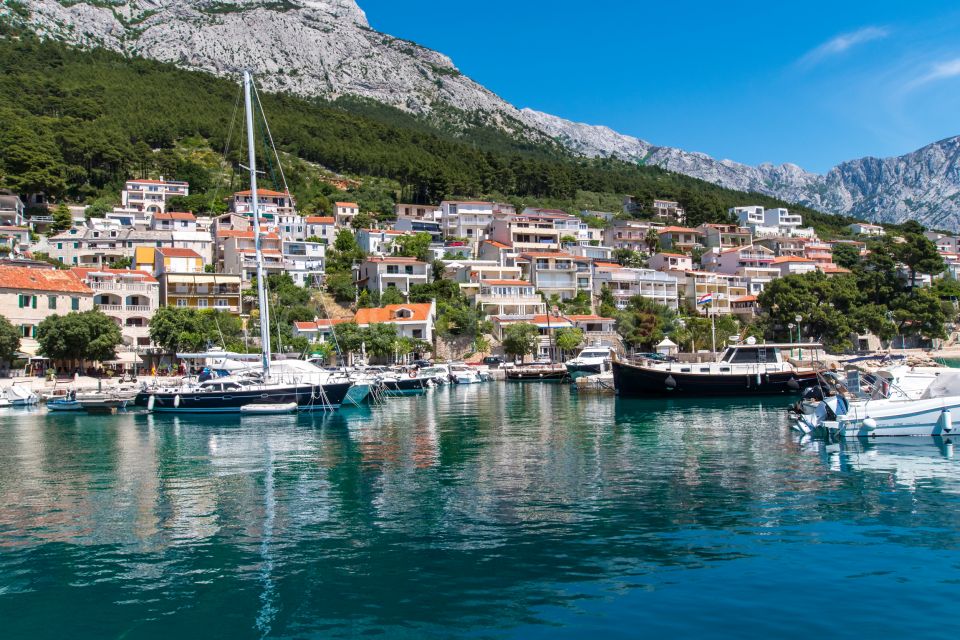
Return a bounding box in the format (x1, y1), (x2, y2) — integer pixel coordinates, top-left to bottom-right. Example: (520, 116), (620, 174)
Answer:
(482, 356), (505, 368)
(413, 359), (433, 368)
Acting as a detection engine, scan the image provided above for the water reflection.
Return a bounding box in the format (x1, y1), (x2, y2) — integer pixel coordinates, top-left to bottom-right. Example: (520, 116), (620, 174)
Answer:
(1, 387), (959, 638)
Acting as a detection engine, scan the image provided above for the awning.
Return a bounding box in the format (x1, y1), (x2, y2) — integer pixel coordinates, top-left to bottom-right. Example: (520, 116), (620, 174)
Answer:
(167, 274), (218, 284)
(104, 352), (143, 365)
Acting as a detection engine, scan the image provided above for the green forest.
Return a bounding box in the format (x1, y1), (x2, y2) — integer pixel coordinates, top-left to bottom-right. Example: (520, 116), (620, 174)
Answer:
(0, 25), (872, 237)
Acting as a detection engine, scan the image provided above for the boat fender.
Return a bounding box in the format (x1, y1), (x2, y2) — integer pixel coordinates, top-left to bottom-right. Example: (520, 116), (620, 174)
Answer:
(174, 394), (181, 408)
(787, 377), (800, 391)
(664, 375), (677, 390)
(941, 409), (953, 433)
(863, 417), (878, 431)
(147, 395), (155, 412)
(756, 373), (762, 386)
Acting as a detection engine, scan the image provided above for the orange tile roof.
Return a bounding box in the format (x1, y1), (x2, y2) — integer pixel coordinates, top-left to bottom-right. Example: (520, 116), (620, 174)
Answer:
(772, 256), (814, 264)
(153, 212), (196, 221)
(157, 247), (202, 258)
(234, 189), (290, 197)
(482, 279), (532, 286)
(71, 267), (158, 284)
(657, 252), (690, 258)
(335, 202), (359, 208)
(483, 240), (510, 249)
(731, 295), (758, 303)
(354, 303), (434, 325)
(593, 261), (623, 269)
(658, 226), (702, 234)
(0, 266), (92, 294)
(305, 216), (335, 224)
(566, 314), (615, 322)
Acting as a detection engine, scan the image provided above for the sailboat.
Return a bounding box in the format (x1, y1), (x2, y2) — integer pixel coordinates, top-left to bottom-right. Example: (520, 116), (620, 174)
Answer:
(135, 71), (353, 413)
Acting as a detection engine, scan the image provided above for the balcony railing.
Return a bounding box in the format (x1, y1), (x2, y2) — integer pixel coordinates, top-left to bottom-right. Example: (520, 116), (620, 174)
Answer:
(97, 304), (153, 313)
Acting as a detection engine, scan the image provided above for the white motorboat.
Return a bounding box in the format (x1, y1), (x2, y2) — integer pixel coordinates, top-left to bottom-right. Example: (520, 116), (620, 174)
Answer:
(448, 364), (482, 384)
(792, 366), (960, 437)
(565, 346), (614, 380)
(2, 385), (40, 406)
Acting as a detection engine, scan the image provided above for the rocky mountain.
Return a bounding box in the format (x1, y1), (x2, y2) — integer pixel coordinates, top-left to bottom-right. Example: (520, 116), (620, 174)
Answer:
(7, 0), (960, 228)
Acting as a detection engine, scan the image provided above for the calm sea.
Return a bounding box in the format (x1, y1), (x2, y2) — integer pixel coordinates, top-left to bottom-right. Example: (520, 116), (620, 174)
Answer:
(1, 384), (959, 639)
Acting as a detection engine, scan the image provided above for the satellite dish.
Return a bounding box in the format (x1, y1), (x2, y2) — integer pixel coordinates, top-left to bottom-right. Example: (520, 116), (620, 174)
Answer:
(746, 336), (757, 345)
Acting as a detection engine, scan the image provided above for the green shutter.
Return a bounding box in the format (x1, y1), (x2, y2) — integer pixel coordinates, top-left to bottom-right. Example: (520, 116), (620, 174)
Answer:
(31, 296), (37, 309)
(71, 297), (79, 311)
(17, 295), (23, 308)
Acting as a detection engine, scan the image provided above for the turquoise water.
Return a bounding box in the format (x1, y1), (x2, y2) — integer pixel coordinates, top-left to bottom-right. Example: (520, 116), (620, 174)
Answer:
(2, 385), (960, 639)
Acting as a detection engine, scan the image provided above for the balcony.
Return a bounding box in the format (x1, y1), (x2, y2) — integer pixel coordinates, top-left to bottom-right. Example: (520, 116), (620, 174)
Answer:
(89, 282), (154, 292)
(97, 304), (153, 313)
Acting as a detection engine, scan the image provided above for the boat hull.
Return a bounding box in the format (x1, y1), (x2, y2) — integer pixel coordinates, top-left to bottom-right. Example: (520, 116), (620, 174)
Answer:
(382, 377), (430, 395)
(565, 363), (603, 380)
(838, 399), (960, 437)
(612, 360), (817, 397)
(505, 368), (569, 382)
(134, 382), (353, 413)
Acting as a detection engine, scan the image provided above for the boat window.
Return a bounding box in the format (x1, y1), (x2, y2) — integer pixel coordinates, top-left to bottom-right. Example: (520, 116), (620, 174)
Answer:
(700, 367), (710, 372)
(729, 348), (778, 364)
(680, 367), (690, 372)
(720, 367), (731, 372)
(720, 349), (735, 362)
(223, 383), (241, 390)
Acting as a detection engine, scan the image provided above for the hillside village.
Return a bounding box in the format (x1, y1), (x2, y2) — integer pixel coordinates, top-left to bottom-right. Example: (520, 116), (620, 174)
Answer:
(0, 177), (957, 373)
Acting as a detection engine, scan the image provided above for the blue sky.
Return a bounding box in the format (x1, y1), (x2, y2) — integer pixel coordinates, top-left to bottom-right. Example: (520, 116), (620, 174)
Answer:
(359, 0), (960, 173)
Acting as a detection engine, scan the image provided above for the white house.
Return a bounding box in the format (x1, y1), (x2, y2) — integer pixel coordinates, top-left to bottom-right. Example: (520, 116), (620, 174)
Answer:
(849, 223), (886, 237)
(120, 177), (189, 214)
(357, 256), (430, 295)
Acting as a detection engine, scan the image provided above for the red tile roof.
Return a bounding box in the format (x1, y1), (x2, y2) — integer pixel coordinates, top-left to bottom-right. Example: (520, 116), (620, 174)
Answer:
(154, 212), (196, 221)
(772, 256), (814, 264)
(483, 240), (510, 249)
(335, 202), (359, 208)
(305, 216), (335, 224)
(354, 303), (434, 325)
(658, 226), (702, 234)
(0, 266), (92, 294)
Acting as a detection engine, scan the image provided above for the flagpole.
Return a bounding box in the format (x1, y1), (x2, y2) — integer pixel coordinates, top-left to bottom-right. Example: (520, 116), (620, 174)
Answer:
(710, 304), (716, 355)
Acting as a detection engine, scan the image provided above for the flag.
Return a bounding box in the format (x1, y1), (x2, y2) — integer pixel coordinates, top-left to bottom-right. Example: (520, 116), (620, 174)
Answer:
(697, 293), (713, 306)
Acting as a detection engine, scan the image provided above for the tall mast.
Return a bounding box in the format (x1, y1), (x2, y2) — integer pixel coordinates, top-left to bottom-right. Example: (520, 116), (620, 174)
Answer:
(243, 70), (272, 378)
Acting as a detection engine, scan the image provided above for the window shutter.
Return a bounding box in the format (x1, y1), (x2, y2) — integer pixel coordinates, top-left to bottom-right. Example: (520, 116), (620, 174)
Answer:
(31, 296), (37, 309)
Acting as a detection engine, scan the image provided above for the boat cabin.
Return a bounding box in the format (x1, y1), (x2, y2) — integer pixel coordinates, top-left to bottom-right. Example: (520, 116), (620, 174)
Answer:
(719, 345), (784, 364)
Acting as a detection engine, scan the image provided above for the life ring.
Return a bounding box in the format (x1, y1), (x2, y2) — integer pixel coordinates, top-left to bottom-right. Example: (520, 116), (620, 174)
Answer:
(409, 371), (416, 378)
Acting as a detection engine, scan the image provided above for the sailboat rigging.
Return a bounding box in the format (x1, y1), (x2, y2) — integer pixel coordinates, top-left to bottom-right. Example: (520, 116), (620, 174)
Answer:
(134, 71), (354, 413)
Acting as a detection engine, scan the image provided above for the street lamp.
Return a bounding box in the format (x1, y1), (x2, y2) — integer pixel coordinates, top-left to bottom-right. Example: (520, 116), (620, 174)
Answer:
(795, 314), (803, 360)
(788, 323), (795, 358)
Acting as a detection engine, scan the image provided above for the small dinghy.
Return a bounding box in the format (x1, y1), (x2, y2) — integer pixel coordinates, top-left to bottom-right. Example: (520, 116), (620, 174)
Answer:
(240, 402), (298, 415)
(47, 398), (83, 412)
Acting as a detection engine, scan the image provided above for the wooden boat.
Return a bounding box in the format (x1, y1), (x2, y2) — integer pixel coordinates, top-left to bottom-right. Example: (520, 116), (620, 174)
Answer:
(612, 340), (820, 397)
(505, 364), (569, 382)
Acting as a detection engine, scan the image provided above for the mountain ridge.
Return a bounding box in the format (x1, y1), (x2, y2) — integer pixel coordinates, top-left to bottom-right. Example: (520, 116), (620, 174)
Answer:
(6, 0), (960, 228)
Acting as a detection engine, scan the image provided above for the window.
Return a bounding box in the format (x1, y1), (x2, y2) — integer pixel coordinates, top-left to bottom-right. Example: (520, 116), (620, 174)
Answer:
(73, 242), (79, 249)
(197, 299), (208, 308)
(176, 299), (188, 307)
(48, 296), (57, 310)
(215, 299), (229, 308)
(71, 297), (79, 311)
(57, 243), (62, 250)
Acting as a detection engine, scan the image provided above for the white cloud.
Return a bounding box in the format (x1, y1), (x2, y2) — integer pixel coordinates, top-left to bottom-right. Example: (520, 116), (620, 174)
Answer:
(905, 58), (960, 90)
(798, 26), (890, 68)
